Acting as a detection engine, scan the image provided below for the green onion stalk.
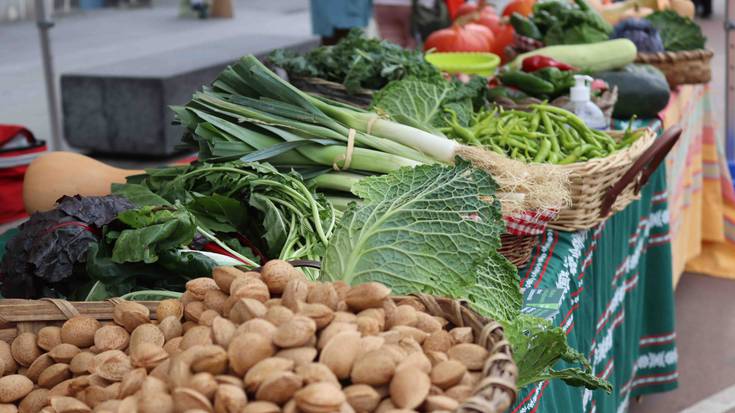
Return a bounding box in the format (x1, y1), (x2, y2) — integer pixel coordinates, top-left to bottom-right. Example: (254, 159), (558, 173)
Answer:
(174, 55), (471, 203)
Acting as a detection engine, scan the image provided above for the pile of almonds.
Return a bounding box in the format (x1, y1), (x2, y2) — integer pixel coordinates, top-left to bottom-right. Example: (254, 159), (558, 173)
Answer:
(0, 260), (493, 413)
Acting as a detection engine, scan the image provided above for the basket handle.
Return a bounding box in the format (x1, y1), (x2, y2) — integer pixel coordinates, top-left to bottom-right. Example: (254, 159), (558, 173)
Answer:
(600, 126), (682, 217)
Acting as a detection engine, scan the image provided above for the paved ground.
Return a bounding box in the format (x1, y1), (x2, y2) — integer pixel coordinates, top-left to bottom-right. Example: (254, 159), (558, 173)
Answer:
(0, 0), (310, 150)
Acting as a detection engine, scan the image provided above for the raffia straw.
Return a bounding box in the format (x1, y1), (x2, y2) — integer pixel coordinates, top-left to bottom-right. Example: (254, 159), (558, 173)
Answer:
(332, 128), (357, 171)
(455, 145), (571, 214)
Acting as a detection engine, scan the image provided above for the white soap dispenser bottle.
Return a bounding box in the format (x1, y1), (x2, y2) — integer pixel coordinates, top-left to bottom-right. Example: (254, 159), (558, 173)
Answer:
(567, 75), (608, 130)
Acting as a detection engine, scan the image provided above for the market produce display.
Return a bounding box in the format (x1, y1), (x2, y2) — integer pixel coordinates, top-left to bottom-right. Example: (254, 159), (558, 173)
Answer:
(443, 104), (643, 164)
(0, 262), (512, 412)
(610, 18), (664, 52)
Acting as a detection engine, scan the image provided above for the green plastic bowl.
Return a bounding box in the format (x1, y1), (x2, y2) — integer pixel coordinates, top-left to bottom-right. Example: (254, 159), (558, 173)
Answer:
(425, 52), (500, 76)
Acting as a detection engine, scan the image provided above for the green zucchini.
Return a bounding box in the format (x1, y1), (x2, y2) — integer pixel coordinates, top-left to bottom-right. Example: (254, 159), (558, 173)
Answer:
(510, 39), (637, 73)
(594, 64), (670, 119)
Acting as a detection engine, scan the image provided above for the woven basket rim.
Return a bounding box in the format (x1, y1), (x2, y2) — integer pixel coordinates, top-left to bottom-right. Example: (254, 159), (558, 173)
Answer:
(557, 128), (656, 172)
(636, 49), (714, 63)
(0, 295), (519, 412)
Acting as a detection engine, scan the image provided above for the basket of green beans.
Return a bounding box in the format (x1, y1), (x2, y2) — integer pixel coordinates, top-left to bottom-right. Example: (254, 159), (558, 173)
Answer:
(444, 104), (681, 230)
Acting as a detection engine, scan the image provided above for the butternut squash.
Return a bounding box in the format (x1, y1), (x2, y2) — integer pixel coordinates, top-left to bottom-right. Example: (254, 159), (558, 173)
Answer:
(23, 152), (143, 213)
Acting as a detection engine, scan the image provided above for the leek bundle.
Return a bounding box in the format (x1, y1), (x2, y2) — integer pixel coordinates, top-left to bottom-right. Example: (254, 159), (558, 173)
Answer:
(175, 55), (567, 211)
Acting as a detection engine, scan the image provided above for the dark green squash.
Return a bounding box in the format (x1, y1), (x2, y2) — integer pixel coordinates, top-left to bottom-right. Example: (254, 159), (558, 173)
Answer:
(594, 64), (670, 119)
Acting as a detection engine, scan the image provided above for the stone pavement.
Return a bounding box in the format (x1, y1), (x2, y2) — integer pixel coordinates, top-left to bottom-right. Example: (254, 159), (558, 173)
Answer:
(0, 0), (310, 151)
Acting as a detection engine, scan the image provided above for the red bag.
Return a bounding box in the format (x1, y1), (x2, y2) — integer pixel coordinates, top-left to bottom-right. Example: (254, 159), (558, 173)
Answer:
(0, 125), (47, 224)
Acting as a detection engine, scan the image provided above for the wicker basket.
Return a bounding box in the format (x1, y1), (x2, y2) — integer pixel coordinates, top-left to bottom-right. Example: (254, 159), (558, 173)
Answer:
(635, 50), (713, 87)
(289, 76), (374, 108)
(550, 126), (682, 231)
(499, 234), (538, 268)
(0, 294), (518, 412)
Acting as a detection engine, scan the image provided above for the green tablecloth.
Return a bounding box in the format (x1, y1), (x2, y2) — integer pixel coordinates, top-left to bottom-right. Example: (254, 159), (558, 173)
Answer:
(512, 121), (678, 413)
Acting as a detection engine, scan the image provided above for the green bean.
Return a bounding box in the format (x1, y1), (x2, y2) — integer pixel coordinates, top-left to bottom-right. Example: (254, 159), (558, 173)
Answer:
(534, 139), (552, 163)
(558, 146), (585, 165)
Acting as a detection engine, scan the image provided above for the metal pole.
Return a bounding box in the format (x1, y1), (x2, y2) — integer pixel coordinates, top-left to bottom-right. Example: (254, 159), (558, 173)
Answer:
(35, 0), (62, 151)
(727, 0), (735, 161)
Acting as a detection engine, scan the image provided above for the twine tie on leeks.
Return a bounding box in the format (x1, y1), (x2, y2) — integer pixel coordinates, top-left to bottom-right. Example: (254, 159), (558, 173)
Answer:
(332, 128), (356, 171)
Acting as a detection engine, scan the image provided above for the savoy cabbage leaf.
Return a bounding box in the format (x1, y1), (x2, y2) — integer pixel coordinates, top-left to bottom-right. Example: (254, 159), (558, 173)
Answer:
(503, 314), (613, 392)
(370, 79), (474, 133)
(646, 10), (706, 51)
(469, 250), (522, 323)
(321, 160), (504, 298)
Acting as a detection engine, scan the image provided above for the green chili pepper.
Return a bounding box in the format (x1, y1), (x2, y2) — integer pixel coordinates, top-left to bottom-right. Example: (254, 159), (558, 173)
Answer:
(534, 139), (552, 163)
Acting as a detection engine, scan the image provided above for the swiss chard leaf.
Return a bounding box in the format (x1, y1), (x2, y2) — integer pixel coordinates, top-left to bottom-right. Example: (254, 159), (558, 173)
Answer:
(321, 160), (504, 299)
(108, 206), (198, 264)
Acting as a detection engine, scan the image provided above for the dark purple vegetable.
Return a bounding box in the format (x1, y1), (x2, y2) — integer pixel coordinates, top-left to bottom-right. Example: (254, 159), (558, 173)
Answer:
(0, 195), (135, 298)
(611, 18), (664, 53)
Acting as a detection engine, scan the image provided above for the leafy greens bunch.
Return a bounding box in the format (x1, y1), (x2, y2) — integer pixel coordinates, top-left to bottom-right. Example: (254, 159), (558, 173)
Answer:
(269, 29), (442, 93)
(520, 0), (612, 45)
(321, 161), (611, 392)
(645, 10), (706, 51)
(113, 161), (337, 267)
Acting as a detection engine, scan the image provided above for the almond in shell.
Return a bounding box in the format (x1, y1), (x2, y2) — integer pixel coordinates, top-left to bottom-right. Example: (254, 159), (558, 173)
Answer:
(0, 342), (17, 375)
(255, 371), (303, 405)
(187, 372), (217, 399)
(389, 366), (430, 409)
(430, 360), (466, 389)
(49, 396), (91, 412)
(37, 327), (63, 352)
(264, 306), (294, 327)
(295, 363), (339, 386)
(350, 350), (396, 386)
(228, 333), (274, 376)
(11, 333), (42, 367)
(156, 299), (184, 321)
(138, 392), (174, 413)
(93, 326), (129, 352)
(158, 316), (183, 342)
(275, 347), (318, 367)
(38, 363), (72, 389)
(213, 266), (248, 293)
(172, 388), (212, 412)
(230, 277), (270, 303)
(69, 352), (94, 375)
(294, 382), (345, 413)
(260, 260), (298, 294)
(345, 283), (390, 311)
(112, 301), (150, 333)
(229, 299), (267, 325)
(242, 401), (280, 413)
(26, 353), (54, 383)
(447, 343), (488, 371)
(344, 384), (380, 413)
(273, 316), (316, 348)
(180, 326), (213, 350)
(280, 278), (310, 311)
(424, 395), (459, 412)
(18, 388), (49, 413)
(449, 327), (473, 344)
(129, 324), (165, 354)
(213, 384), (247, 413)
(0, 375), (33, 403)
(319, 331), (361, 380)
(298, 303), (334, 330)
(92, 351), (132, 382)
(211, 316), (236, 347)
(306, 283), (339, 310)
(235, 319), (277, 341)
(186, 277), (220, 301)
(119, 368), (147, 398)
(244, 357), (295, 393)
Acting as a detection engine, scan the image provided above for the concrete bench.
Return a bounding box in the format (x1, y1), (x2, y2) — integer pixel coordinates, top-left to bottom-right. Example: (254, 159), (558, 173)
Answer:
(61, 34), (317, 156)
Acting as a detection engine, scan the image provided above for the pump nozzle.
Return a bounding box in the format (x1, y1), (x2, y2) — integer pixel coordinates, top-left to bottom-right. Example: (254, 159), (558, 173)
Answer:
(570, 75), (594, 102)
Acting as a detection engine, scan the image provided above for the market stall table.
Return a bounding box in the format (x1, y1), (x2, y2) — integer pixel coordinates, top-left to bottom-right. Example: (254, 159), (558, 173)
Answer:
(511, 121), (678, 413)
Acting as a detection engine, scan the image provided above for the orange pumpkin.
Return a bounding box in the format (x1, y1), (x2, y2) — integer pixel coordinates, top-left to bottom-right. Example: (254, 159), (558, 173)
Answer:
(502, 0), (535, 17)
(424, 23), (494, 53)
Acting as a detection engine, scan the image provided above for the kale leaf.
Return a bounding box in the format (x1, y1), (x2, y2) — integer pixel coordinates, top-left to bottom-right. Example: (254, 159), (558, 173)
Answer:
(269, 29), (442, 93)
(646, 10), (706, 51)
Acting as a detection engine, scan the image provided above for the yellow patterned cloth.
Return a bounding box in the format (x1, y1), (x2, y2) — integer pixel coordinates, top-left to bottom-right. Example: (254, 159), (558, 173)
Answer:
(663, 84), (735, 284)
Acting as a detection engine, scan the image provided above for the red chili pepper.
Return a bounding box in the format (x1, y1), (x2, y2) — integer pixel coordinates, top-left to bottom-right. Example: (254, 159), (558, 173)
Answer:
(522, 55), (578, 72)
